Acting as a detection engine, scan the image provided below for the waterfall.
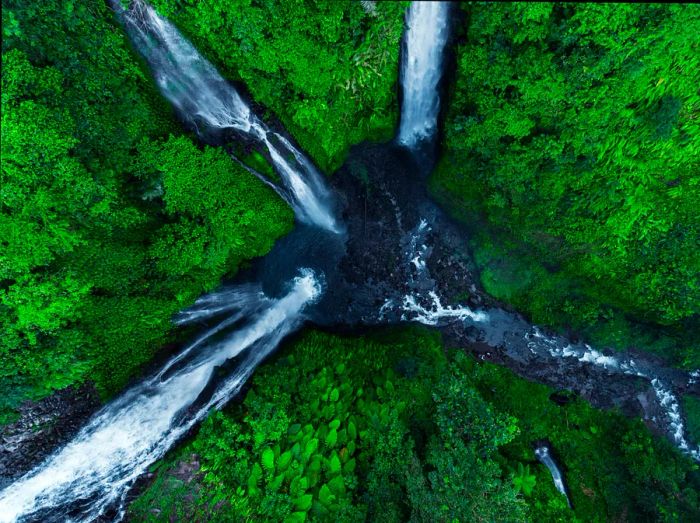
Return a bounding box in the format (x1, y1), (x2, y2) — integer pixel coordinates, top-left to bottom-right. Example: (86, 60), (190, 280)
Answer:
(0, 271), (321, 523)
(398, 1), (451, 147)
(534, 444), (572, 508)
(112, 0), (340, 233)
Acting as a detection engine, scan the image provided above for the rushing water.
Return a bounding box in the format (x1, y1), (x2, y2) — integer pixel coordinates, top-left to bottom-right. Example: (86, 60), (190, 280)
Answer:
(0, 272), (321, 523)
(111, 0), (339, 233)
(535, 444), (572, 508)
(386, 214), (700, 462)
(398, 1), (451, 147)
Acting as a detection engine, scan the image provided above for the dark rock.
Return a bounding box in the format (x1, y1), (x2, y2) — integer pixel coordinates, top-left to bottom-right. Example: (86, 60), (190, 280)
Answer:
(0, 382), (101, 489)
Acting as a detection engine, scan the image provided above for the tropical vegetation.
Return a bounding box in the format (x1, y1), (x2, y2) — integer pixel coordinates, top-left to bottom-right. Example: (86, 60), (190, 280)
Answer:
(2, 1), (699, 521)
(130, 329), (700, 522)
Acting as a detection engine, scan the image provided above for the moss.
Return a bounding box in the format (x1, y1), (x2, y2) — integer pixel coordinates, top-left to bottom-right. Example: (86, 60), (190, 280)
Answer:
(683, 396), (700, 445)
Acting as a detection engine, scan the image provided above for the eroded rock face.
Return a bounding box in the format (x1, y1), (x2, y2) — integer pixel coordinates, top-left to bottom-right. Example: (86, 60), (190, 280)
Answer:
(0, 383), (101, 488)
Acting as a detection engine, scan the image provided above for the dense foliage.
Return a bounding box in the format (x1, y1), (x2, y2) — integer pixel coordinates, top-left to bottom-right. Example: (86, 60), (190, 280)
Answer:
(431, 4), (700, 364)
(130, 329), (699, 522)
(151, 0), (407, 173)
(3, 2), (699, 521)
(0, 0), (293, 420)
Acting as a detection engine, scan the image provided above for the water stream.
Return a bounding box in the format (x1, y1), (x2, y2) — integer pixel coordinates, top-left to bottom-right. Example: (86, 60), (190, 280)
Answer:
(398, 1), (451, 147)
(111, 0), (340, 233)
(0, 272), (320, 522)
(535, 444), (572, 508)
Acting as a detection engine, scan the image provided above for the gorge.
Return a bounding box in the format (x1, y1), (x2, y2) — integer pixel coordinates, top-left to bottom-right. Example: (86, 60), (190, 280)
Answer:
(1, 1), (699, 521)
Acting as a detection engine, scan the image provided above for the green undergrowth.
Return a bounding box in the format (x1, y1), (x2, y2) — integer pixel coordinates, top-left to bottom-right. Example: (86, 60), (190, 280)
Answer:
(129, 329), (699, 522)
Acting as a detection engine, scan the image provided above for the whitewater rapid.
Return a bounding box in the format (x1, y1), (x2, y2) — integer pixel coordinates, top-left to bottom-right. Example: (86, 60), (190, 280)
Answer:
(0, 271), (321, 523)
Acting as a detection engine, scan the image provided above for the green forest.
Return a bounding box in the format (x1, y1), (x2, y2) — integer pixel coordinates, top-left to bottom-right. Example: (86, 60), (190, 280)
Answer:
(2, 1), (700, 522)
(432, 3), (700, 368)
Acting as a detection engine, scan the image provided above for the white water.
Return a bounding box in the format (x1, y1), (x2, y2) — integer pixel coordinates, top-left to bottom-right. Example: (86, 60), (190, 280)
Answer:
(535, 445), (571, 508)
(113, 0), (339, 233)
(173, 284), (265, 326)
(0, 271), (321, 522)
(526, 327), (700, 461)
(398, 1), (451, 147)
(397, 218), (489, 325)
(401, 292), (488, 325)
(392, 215), (700, 462)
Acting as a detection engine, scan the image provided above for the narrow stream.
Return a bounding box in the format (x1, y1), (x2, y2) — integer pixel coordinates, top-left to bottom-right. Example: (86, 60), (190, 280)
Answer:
(535, 443), (572, 508)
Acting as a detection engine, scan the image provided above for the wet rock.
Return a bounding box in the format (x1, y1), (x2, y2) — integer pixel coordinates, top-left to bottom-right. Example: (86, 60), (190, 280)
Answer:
(549, 391), (575, 406)
(0, 382), (101, 488)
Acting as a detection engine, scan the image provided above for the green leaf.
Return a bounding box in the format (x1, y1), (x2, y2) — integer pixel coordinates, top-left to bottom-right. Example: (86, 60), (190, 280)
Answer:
(248, 462), (262, 492)
(343, 458), (356, 474)
(347, 421), (357, 441)
(284, 512), (306, 523)
(513, 463), (537, 496)
(319, 484), (336, 506)
(326, 428), (338, 448)
(328, 475), (345, 496)
(294, 494), (313, 511)
(303, 438), (318, 462)
(269, 472), (285, 492)
(262, 447), (275, 471)
(278, 450), (293, 471)
(254, 431), (266, 446)
(306, 458), (322, 488)
(328, 452), (341, 475)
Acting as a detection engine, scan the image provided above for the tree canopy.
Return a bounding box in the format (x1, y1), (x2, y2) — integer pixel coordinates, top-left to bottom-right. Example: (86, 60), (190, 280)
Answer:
(1, 0), (292, 418)
(432, 3), (700, 363)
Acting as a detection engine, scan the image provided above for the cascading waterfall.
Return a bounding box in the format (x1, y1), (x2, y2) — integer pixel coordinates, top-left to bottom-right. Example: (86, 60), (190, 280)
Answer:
(4, 2), (700, 520)
(535, 444), (572, 508)
(111, 0), (339, 233)
(398, 1), (451, 147)
(0, 271), (321, 523)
